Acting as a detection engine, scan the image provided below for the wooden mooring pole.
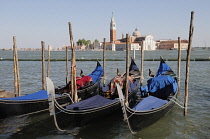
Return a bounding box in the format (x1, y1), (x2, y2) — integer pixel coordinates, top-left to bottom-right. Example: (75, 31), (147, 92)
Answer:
(103, 38), (106, 86)
(177, 37), (181, 92)
(125, 34), (130, 105)
(47, 45), (51, 78)
(140, 44), (144, 86)
(133, 47), (136, 60)
(41, 41), (46, 90)
(13, 36), (21, 96)
(66, 46), (69, 84)
(69, 22), (78, 102)
(184, 11), (194, 116)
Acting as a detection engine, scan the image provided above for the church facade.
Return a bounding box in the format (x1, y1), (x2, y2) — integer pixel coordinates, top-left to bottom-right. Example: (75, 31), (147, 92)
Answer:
(106, 14), (156, 51)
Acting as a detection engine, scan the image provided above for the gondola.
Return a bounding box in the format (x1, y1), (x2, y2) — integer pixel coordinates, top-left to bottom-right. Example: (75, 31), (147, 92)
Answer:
(0, 61), (103, 119)
(55, 61), (104, 100)
(47, 59), (140, 130)
(117, 58), (178, 134)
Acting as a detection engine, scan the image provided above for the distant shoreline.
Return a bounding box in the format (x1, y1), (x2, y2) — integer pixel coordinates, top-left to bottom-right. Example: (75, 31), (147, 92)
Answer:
(0, 47), (209, 52)
(0, 58), (209, 61)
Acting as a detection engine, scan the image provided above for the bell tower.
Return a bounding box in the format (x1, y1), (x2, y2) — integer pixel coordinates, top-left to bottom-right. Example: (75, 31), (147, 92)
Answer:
(110, 12), (116, 43)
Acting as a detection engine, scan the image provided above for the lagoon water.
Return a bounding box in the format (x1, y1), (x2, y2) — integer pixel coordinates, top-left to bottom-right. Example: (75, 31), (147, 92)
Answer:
(0, 50), (209, 139)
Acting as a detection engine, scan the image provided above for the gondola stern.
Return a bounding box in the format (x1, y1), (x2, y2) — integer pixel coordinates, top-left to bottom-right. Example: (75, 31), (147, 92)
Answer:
(156, 56), (176, 77)
(130, 58), (135, 65)
(97, 60), (101, 67)
(160, 56), (165, 64)
(129, 58), (140, 77)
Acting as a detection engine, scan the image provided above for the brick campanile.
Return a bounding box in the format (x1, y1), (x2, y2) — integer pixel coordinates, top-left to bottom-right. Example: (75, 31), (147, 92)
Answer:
(110, 13), (116, 43)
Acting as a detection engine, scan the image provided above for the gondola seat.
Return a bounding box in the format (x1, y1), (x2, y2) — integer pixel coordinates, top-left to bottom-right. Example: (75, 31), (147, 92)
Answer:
(66, 95), (118, 110)
(0, 90), (61, 101)
(132, 96), (168, 111)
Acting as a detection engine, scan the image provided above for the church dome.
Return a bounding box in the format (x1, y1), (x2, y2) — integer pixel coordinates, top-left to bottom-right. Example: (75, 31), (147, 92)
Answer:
(133, 28), (140, 37)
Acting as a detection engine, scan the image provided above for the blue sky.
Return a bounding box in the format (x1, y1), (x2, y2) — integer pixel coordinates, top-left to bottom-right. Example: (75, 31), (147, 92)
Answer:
(0, 0), (209, 49)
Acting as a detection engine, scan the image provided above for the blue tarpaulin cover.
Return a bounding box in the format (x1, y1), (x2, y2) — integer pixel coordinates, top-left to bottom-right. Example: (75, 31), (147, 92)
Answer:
(140, 76), (177, 99)
(88, 65), (104, 83)
(156, 60), (172, 77)
(147, 76), (177, 93)
(66, 95), (118, 110)
(132, 96), (168, 111)
(0, 90), (50, 100)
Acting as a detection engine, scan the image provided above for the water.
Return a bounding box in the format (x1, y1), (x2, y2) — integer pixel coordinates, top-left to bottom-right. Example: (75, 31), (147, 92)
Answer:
(0, 50), (209, 138)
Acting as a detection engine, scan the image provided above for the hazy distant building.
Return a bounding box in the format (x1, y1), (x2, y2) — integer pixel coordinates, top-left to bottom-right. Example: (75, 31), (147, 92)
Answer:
(62, 45), (87, 51)
(157, 40), (189, 50)
(105, 42), (140, 51)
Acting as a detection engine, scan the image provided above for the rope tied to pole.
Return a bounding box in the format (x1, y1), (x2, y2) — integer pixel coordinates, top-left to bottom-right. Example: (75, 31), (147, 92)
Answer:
(170, 97), (187, 109)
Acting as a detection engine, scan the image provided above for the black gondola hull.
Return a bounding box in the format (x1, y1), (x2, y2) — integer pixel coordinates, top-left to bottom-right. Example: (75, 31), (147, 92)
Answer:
(0, 80), (101, 119)
(50, 59), (140, 130)
(126, 96), (176, 133)
(55, 101), (120, 129)
(53, 83), (139, 129)
(0, 95), (70, 119)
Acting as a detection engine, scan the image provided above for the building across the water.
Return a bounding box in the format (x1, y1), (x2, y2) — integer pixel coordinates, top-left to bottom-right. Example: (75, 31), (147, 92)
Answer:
(62, 14), (189, 51)
(156, 39), (189, 50)
(105, 42), (141, 51)
(105, 14), (156, 51)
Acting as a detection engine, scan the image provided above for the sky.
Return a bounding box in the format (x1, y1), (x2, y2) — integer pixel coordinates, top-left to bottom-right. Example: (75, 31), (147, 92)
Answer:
(0, 0), (209, 49)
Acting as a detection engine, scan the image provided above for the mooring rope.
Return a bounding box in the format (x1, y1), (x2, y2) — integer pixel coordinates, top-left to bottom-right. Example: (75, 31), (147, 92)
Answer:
(50, 95), (66, 132)
(120, 104), (137, 134)
(126, 109), (137, 120)
(170, 97), (187, 109)
(62, 93), (74, 103)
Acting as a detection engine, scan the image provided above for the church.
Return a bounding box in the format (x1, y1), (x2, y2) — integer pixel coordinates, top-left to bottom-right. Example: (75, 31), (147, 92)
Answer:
(105, 14), (157, 51)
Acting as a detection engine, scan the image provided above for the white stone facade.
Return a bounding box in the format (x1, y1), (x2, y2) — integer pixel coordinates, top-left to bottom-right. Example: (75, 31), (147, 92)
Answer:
(143, 34), (156, 50)
(106, 43), (140, 51)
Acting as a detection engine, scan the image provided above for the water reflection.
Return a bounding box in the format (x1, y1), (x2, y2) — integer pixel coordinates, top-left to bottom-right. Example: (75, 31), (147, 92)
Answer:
(0, 116), (28, 136)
